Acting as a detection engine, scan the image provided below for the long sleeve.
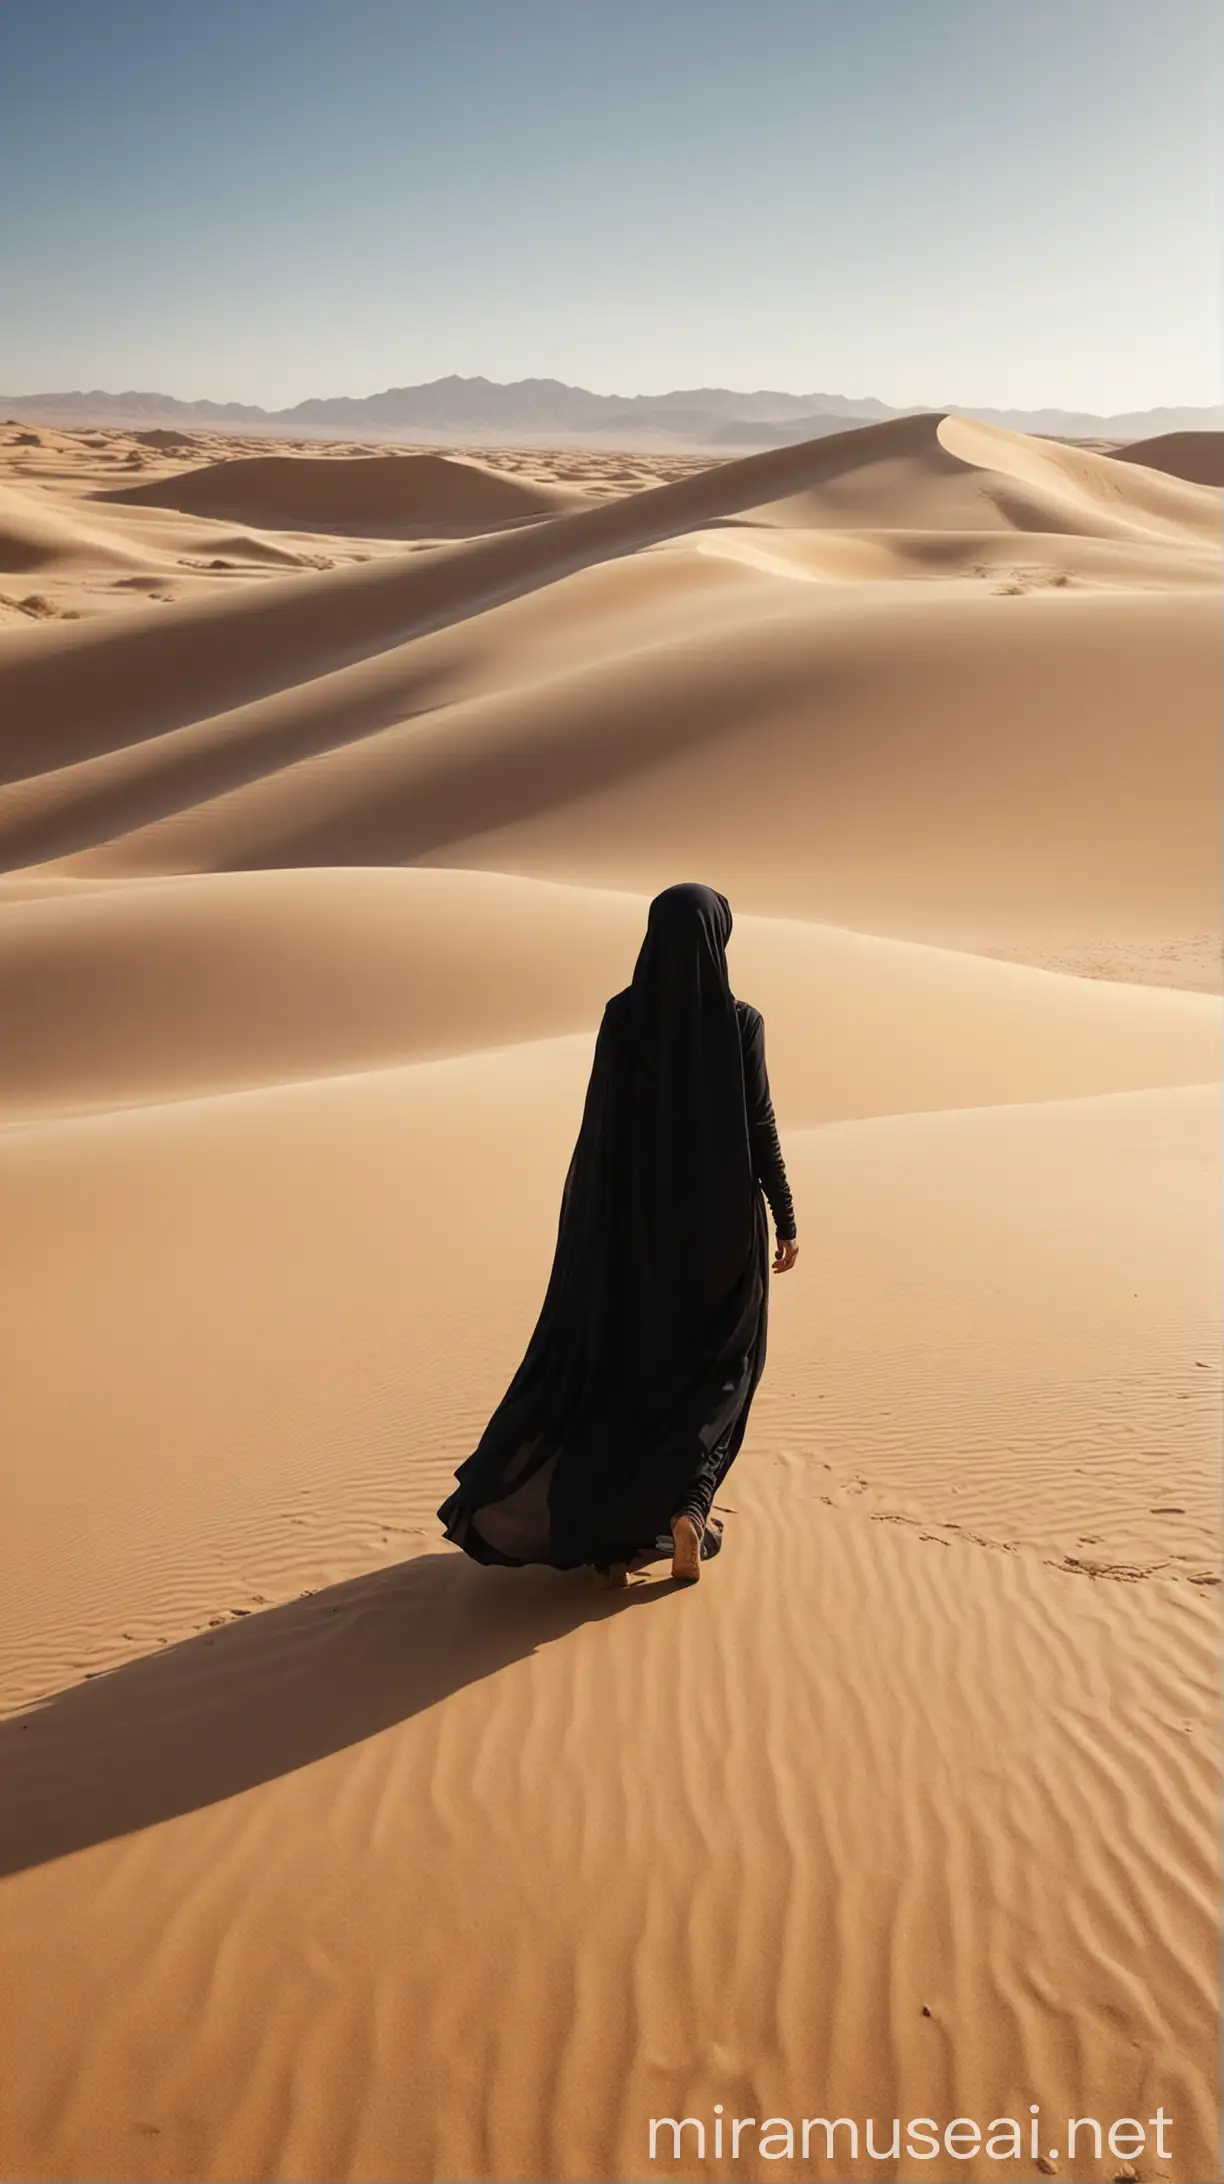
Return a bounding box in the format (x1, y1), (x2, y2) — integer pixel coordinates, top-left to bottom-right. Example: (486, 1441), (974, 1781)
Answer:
(739, 1005), (796, 1241)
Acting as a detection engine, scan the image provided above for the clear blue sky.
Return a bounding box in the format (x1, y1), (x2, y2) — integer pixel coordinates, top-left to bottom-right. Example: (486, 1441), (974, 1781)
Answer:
(1, 0), (1218, 412)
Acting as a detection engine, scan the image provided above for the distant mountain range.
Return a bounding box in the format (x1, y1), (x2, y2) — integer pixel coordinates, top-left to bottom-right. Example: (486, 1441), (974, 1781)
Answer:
(3, 374), (1221, 448)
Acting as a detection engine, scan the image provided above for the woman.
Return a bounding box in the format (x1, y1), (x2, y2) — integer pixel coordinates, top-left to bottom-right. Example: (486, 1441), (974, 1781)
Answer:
(437, 882), (798, 1586)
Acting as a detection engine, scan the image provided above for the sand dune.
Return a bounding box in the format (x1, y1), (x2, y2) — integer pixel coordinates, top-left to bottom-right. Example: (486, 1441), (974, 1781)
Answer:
(0, 480), (149, 575)
(1113, 429), (1224, 488)
(938, 413), (1221, 540)
(3, 409), (1215, 769)
(3, 577), (1212, 974)
(98, 448), (597, 536)
(131, 427), (200, 450)
(733, 410), (1220, 544)
(0, 454), (337, 631)
(0, 412), (1219, 2183)
(0, 866), (1218, 1123)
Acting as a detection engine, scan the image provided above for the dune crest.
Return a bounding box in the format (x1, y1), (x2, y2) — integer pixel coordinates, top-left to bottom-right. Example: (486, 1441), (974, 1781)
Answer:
(939, 411), (1222, 540)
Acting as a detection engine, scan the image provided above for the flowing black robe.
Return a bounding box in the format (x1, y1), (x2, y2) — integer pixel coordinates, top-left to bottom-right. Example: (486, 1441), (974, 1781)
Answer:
(437, 883), (795, 1571)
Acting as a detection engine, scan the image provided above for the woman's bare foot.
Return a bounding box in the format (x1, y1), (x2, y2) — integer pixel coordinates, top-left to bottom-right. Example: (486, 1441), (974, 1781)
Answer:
(670, 1514), (702, 1584)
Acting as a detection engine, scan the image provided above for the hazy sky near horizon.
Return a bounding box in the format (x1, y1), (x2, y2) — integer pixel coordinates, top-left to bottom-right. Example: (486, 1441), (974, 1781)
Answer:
(1, 0), (1219, 413)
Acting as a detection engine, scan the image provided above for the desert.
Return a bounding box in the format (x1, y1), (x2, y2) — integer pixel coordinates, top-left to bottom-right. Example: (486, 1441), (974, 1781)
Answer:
(0, 394), (1219, 2183)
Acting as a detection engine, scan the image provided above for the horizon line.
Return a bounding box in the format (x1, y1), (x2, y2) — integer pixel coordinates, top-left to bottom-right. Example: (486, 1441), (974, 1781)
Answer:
(3, 374), (1221, 423)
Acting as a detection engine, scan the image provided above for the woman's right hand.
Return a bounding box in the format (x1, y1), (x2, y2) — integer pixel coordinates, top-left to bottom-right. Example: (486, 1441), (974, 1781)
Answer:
(772, 1234), (799, 1273)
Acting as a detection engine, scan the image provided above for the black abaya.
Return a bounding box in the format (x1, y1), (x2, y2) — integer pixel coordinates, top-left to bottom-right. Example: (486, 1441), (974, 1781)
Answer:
(437, 883), (795, 1571)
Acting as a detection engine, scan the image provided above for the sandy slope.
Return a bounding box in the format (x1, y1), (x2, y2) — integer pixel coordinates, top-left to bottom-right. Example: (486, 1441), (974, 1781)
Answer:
(0, 412), (1219, 2183)
(1, 416), (1216, 976)
(0, 867), (1218, 1125)
(97, 449), (598, 535)
(0, 479), (155, 576)
(1112, 431), (1224, 488)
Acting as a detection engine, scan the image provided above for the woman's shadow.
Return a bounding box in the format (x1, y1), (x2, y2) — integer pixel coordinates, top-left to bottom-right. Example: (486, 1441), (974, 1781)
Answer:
(0, 1549), (673, 1879)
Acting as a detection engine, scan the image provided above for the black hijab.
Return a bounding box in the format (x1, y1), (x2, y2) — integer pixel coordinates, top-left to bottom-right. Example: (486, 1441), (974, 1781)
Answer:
(438, 882), (769, 1569)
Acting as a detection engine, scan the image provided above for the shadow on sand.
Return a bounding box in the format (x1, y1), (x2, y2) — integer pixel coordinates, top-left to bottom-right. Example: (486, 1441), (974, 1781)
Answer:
(0, 1549), (676, 1879)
